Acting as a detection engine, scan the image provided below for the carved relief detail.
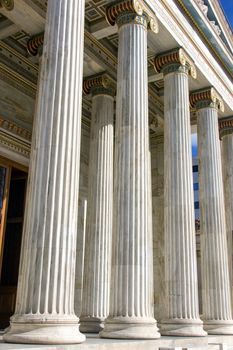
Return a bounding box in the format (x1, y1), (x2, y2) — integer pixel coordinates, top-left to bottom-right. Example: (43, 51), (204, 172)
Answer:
(190, 87), (224, 112)
(83, 73), (115, 96)
(154, 47), (197, 78)
(106, 0), (158, 33)
(219, 117), (233, 138)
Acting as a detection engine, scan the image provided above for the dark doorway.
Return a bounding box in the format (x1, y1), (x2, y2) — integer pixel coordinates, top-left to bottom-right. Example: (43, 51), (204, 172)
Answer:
(0, 164), (27, 329)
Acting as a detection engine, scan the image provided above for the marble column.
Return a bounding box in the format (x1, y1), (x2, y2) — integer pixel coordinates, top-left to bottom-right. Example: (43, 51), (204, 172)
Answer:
(4, 0), (85, 345)
(80, 75), (114, 333)
(100, 1), (160, 340)
(190, 88), (233, 334)
(219, 117), (233, 296)
(74, 126), (90, 317)
(151, 134), (166, 322)
(154, 48), (206, 336)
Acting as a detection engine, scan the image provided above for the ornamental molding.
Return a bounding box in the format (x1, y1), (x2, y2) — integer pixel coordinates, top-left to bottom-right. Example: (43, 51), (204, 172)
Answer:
(0, 117), (32, 141)
(106, 0), (158, 33)
(195, 0), (208, 16)
(83, 73), (115, 96)
(0, 118), (31, 160)
(190, 87), (224, 112)
(154, 47), (197, 78)
(195, 0), (221, 36)
(0, 62), (37, 98)
(0, 133), (30, 159)
(0, 0), (14, 11)
(219, 116), (233, 138)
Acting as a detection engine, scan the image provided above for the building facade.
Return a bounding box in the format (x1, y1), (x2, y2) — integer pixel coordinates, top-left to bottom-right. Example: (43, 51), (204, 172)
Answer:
(0, 0), (232, 347)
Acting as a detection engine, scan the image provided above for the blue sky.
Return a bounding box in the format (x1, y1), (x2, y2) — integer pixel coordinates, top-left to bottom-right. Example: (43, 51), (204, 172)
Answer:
(192, 134), (198, 157)
(219, 0), (233, 30)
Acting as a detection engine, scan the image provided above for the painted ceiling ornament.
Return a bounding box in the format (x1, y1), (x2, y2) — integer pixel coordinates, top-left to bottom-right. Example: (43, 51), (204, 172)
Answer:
(154, 47), (197, 79)
(0, 0), (14, 11)
(105, 0), (159, 33)
(190, 87), (225, 112)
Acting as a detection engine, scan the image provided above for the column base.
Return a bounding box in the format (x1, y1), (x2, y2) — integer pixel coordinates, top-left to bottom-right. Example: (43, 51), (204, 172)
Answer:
(80, 316), (105, 333)
(3, 319), (86, 344)
(99, 316), (160, 339)
(203, 320), (233, 335)
(160, 318), (207, 337)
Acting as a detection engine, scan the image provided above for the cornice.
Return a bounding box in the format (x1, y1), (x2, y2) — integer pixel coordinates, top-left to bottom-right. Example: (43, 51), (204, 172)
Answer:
(190, 87), (224, 112)
(219, 116), (233, 139)
(174, 0), (233, 80)
(208, 0), (233, 53)
(154, 47), (196, 78)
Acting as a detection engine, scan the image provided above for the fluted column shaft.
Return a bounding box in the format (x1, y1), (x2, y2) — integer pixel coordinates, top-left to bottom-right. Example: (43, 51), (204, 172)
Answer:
(4, 0), (85, 345)
(161, 68), (205, 336)
(100, 13), (159, 340)
(221, 130), (233, 295)
(151, 136), (166, 322)
(198, 107), (233, 334)
(80, 91), (114, 333)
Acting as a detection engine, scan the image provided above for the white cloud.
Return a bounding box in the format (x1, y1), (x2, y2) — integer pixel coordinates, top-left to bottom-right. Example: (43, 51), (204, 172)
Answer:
(191, 133), (197, 148)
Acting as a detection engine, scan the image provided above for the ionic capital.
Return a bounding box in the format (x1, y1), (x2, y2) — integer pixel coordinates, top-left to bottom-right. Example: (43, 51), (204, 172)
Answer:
(219, 116), (233, 139)
(0, 0), (14, 10)
(106, 0), (158, 33)
(83, 74), (115, 97)
(27, 33), (44, 56)
(154, 47), (196, 78)
(190, 87), (224, 112)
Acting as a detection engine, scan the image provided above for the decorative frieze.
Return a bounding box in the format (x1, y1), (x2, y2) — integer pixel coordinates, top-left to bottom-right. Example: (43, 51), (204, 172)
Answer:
(0, 117), (32, 141)
(154, 47), (196, 77)
(0, 132), (30, 159)
(106, 0), (158, 33)
(190, 87), (224, 112)
(219, 116), (233, 139)
(0, 0), (14, 11)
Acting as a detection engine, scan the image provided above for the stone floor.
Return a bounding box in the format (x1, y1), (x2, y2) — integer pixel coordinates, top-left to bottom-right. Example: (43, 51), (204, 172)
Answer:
(0, 333), (233, 350)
